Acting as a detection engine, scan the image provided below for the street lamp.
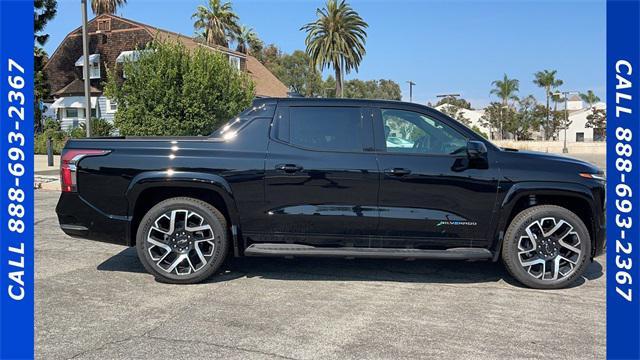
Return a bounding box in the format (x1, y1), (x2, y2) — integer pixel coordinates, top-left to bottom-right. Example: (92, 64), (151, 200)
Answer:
(435, 93), (461, 99)
(552, 91), (578, 154)
(407, 81), (416, 102)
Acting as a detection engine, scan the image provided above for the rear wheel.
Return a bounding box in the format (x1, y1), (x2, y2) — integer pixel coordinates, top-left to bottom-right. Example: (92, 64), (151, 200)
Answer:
(502, 205), (591, 289)
(136, 197), (228, 284)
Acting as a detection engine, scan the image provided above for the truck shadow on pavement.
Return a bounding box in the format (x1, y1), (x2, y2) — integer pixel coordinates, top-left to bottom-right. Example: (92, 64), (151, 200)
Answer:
(97, 247), (604, 289)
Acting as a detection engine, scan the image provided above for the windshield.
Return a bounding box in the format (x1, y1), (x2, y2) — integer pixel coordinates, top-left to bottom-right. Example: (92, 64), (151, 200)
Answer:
(211, 103), (276, 138)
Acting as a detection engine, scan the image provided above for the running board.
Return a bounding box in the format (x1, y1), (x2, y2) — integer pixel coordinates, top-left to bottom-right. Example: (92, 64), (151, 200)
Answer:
(244, 244), (492, 260)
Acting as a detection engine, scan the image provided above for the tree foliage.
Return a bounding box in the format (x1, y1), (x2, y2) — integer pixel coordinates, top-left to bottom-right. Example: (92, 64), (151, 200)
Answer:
(265, 49), (324, 97)
(580, 90), (600, 108)
(301, 0), (368, 97)
(440, 104), (470, 125)
(259, 44), (400, 100)
(343, 79), (401, 100)
(435, 96), (471, 110)
(34, 0), (57, 133)
(105, 41), (254, 136)
(533, 69), (563, 140)
(586, 108), (606, 130)
(510, 95), (543, 140)
(234, 25), (261, 54)
(490, 74), (519, 139)
(91, 0), (126, 15)
(192, 0), (240, 47)
(35, 0), (57, 46)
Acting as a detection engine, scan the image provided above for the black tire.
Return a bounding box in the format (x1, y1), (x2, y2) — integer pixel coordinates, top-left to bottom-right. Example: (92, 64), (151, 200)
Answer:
(136, 197), (228, 284)
(502, 205), (591, 289)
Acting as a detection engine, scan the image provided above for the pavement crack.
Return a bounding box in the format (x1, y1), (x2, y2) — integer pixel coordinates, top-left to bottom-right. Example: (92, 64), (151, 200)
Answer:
(65, 326), (160, 360)
(145, 335), (300, 360)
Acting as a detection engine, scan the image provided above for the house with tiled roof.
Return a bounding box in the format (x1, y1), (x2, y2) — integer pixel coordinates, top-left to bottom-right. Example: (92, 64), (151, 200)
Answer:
(44, 14), (288, 129)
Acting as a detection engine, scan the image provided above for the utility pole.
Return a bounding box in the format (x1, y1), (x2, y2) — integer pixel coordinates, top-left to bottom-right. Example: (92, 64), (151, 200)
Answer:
(563, 95), (568, 153)
(81, 0), (91, 137)
(407, 81), (416, 102)
(553, 91), (577, 153)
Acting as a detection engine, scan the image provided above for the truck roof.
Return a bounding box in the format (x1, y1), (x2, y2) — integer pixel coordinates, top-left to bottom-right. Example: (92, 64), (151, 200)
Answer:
(254, 97), (434, 110)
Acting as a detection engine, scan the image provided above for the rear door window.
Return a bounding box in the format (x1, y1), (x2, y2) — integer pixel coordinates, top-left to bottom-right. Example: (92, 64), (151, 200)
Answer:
(289, 106), (364, 152)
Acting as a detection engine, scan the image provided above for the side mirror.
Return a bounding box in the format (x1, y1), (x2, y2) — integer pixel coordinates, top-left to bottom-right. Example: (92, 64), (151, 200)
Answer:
(467, 140), (487, 159)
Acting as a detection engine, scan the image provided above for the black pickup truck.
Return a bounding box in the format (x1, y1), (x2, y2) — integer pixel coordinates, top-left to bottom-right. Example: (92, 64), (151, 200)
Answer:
(56, 98), (605, 288)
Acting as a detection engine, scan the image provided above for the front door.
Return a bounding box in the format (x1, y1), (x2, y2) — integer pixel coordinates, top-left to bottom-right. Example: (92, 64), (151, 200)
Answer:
(263, 105), (379, 247)
(374, 107), (500, 249)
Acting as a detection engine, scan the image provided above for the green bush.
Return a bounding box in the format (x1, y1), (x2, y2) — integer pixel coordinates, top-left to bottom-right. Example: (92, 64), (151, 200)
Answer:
(33, 118), (115, 154)
(34, 128), (68, 155)
(471, 125), (488, 139)
(81, 118), (114, 137)
(105, 41), (255, 136)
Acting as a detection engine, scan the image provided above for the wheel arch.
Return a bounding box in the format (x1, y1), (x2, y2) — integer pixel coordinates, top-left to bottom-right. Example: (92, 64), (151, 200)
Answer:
(126, 171), (241, 254)
(491, 182), (598, 260)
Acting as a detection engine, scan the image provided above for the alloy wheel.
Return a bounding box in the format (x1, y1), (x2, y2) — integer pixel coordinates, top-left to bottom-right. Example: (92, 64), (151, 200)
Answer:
(517, 217), (582, 281)
(145, 209), (216, 276)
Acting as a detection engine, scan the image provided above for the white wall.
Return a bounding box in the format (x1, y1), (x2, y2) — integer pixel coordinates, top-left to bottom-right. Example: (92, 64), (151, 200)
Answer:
(565, 102), (606, 142)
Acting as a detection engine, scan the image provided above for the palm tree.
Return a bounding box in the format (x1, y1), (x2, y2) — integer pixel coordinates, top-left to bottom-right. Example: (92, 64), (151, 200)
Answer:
(550, 92), (564, 139)
(301, 0), (368, 98)
(580, 90), (601, 108)
(235, 25), (259, 54)
(490, 74), (519, 139)
(533, 70), (563, 139)
(192, 0), (240, 47)
(91, 0), (126, 15)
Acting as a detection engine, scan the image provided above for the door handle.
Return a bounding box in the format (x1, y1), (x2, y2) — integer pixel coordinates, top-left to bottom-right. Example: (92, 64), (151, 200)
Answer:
(384, 168), (411, 176)
(276, 164), (303, 173)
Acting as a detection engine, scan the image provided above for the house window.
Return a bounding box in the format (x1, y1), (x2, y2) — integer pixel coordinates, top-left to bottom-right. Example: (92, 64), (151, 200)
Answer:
(86, 62), (101, 79)
(65, 108), (78, 118)
(106, 99), (118, 113)
(97, 19), (111, 32)
(576, 132), (585, 142)
(229, 56), (241, 71)
(116, 50), (153, 78)
(76, 54), (101, 79)
(64, 108), (94, 119)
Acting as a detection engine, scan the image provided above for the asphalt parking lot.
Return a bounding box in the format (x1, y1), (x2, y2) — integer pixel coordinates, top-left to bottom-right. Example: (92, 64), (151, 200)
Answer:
(36, 190), (605, 360)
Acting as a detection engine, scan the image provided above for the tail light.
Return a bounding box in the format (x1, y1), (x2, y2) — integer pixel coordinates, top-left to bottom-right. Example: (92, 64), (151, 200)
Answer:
(60, 149), (110, 192)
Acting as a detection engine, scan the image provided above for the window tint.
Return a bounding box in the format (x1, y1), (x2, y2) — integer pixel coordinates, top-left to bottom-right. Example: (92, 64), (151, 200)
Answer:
(382, 109), (468, 155)
(290, 107), (363, 152)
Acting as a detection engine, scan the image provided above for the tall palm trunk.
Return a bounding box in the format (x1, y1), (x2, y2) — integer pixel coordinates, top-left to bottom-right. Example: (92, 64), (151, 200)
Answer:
(544, 87), (550, 140)
(501, 99), (507, 140)
(334, 62), (343, 98)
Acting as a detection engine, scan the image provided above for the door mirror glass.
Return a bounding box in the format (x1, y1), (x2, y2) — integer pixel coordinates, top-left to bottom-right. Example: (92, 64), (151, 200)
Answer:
(466, 140), (487, 159)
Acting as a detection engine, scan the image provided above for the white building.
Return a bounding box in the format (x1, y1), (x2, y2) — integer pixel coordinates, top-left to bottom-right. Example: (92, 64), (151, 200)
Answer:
(564, 96), (606, 142)
(434, 104), (490, 136)
(435, 96), (606, 142)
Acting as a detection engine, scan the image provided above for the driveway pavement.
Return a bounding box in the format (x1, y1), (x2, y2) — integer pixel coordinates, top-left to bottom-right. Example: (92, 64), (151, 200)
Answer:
(36, 190), (605, 360)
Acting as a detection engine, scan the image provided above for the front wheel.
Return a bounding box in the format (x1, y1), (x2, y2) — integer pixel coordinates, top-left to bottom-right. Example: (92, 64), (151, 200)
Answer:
(502, 205), (591, 289)
(136, 197), (228, 284)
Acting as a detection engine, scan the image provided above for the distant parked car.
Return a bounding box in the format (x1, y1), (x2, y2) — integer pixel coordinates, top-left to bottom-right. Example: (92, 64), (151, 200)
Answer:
(56, 98), (605, 288)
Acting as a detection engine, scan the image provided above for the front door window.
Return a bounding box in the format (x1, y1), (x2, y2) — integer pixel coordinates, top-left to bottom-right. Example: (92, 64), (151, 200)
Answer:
(382, 109), (467, 155)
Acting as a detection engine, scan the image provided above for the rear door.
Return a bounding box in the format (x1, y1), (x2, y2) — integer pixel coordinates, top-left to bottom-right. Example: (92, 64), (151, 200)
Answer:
(263, 105), (379, 247)
(374, 107), (500, 249)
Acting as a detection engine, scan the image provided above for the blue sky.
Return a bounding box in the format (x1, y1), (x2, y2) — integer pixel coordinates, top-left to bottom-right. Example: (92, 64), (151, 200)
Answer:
(44, 0), (605, 108)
